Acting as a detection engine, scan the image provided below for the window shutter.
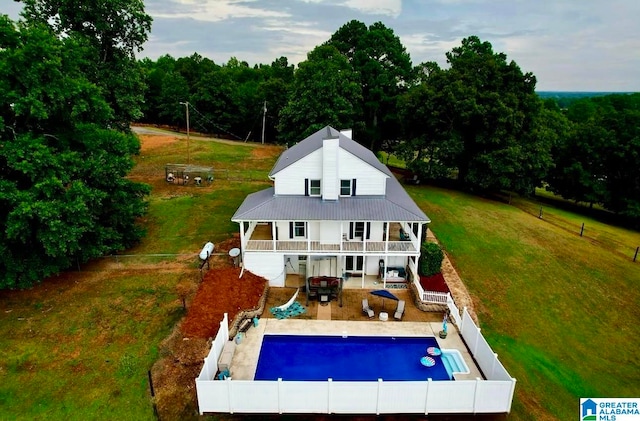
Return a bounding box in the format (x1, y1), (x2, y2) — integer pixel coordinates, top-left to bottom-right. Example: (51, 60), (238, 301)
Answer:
(352, 178), (357, 196)
(304, 179), (309, 196)
(366, 222), (371, 239)
(349, 222), (354, 239)
(289, 222), (294, 239)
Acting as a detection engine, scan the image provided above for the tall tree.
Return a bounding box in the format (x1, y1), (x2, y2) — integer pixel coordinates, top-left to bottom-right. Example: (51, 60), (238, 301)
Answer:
(326, 20), (412, 151)
(277, 45), (362, 145)
(20, 0), (152, 129)
(0, 12), (150, 288)
(401, 36), (550, 193)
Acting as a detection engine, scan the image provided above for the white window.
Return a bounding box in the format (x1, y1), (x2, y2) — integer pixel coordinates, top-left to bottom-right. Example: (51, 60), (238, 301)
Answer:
(345, 256), (363, 271)
(294, 222), (306, 237)
(340, 179), (351, 196)
(310, 179), (321, 196)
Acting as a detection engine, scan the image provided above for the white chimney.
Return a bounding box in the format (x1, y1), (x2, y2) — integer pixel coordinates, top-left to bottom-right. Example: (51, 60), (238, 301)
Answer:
(340, 129), (353, 139)
(322, 136), (339, 200)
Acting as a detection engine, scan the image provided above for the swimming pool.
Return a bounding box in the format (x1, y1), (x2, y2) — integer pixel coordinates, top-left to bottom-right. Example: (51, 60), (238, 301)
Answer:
(254, 335), (452, 381)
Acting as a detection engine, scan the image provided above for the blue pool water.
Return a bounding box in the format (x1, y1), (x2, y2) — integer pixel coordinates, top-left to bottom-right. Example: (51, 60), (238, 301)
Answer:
(254, 335), (451, 381)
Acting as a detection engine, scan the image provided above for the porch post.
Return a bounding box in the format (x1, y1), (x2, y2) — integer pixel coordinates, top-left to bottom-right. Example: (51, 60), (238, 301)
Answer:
(361, 255), (366, 288)
(239, 221), (246, 250)
(385, 221), (390, 252)
(363, 221), (368, 252)
(271, 221), (277, 251)
(417, 222), (425, 251)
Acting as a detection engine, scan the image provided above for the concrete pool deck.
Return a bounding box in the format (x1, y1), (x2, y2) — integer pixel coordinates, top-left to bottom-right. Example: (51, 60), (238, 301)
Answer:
(229, 318), (483, 381)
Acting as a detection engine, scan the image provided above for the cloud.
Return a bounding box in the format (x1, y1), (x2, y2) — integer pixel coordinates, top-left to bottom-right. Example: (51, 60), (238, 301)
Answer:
(148, 0), (290, 22)
(296, 0), (402, 17)
(343, 0), (402, 17)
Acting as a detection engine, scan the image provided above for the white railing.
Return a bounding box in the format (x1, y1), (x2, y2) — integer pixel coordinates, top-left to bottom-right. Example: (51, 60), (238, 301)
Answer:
(195, 310), (515, 415)
(411, 274), (450, 305)
(243, 240), (418, 254)
(423, 291), (450, 304)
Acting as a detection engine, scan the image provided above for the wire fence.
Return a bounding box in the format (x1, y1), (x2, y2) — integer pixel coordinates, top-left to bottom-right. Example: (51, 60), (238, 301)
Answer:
(212, 168), (268, 182)
(502, 194), (640, 262)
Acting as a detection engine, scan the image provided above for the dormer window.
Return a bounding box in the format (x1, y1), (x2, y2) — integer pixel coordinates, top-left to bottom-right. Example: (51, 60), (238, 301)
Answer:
(309, 179), (321, 196)
(340, 179), (351, 196)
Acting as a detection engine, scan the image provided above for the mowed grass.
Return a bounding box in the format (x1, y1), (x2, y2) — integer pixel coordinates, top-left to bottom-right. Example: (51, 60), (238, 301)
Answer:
(0, 131), (281, 420)
(3, 128), (638, 420)
(408, 185), (640, 420)
(0, 271), (184, 420)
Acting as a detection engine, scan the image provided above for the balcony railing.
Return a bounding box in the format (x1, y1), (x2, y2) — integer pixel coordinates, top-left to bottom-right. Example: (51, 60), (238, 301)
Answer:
(244, 239), (417, 253)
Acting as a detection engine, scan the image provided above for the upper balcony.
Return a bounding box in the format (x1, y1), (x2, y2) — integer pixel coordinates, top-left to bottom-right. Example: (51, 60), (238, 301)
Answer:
(244, 222), (419, 254)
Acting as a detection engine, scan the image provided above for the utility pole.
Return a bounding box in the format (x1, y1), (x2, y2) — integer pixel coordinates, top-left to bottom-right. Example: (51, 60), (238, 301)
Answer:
(179, 101), (190, 164)
(261, 100), (267, 144)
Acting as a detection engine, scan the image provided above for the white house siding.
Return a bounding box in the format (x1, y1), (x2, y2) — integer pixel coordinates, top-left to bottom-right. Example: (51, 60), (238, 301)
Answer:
(386, 256), (406, 267)
(340, 221), (385, 240)
(243, 252), (285, 287)
(273, 149), (323, 195)
(338, 149), (387, 195)
(322, 138), (339, 200)
(306, 221), (316, 241)
(319, 221), (341, 244)
(368, 222), (384, 241)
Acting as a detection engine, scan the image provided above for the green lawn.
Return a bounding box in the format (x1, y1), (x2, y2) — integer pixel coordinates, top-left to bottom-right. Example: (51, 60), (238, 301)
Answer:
(0, 272), (184, 420)
(408, 185), (640, 420)
(2, 130), (639, 420)
(0, 132), (280, 420)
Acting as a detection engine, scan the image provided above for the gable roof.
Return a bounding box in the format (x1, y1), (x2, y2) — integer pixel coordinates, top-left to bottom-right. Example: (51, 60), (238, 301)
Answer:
(269, 126), (392, 178)
(232, 174), (430, 222)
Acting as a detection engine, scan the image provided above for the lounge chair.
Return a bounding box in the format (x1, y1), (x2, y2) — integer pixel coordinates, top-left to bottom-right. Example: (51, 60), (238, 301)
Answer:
(394, 300), (405, 320)
(362, 298), (374, 319)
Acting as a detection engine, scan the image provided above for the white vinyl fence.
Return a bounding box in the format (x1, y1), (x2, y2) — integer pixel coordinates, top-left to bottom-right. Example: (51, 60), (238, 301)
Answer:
(196, 310), (515, 415)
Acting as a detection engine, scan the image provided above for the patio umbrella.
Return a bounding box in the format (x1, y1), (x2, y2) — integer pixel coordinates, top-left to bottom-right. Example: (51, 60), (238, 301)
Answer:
(370, 289), (399, 310)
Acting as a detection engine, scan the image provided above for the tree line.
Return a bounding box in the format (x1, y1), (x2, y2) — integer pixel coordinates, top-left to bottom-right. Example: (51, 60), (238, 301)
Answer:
(140, 20), (640, 221)
(1, 1), (638, 288)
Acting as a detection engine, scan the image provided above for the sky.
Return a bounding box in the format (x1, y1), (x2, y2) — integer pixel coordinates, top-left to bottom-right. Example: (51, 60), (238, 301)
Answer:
(3, 0), (640, 91)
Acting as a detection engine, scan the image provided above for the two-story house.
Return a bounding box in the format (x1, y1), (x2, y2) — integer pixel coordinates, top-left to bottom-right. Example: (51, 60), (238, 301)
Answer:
(231, 126), (430, 288)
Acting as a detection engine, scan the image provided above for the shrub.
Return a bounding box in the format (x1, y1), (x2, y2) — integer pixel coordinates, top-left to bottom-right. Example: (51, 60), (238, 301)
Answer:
(419, 242), (444, 276)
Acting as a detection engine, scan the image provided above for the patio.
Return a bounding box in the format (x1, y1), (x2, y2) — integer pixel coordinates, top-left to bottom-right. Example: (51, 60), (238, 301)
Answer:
(226, 287), (482, 381)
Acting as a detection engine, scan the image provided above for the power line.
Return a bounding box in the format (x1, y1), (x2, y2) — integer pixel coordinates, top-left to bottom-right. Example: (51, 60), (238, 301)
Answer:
(188, 104), (244, 140)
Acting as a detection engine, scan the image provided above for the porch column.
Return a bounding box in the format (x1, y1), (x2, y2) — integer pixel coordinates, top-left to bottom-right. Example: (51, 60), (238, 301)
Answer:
(307, 221), (310, 252)
(383, 255), (389, 289)
(361, 255), (366, 288)
(363, 222), (369, 252)
(239, 221), (246, 250)
(271, 221), (277, 251)
(415, 222), (424, 251)
(384, 221), (390, 252)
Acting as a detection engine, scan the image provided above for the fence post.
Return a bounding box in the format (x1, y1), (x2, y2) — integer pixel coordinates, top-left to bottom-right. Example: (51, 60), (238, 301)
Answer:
(634, 247), (639, 262)
(148, 370), (155, 396)
(580, 223), (585, 237)
(538, 206), (543, 219)
(148, 370), (159, 419)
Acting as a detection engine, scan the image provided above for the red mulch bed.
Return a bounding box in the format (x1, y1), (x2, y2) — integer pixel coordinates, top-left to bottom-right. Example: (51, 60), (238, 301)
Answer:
(181, 266), (266, 338)
(419, 272), (450, 293)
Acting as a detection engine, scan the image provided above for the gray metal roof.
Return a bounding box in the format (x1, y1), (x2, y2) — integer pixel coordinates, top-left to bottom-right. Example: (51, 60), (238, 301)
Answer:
(269, 126), (392, 178)
(232, 175), (430, 223)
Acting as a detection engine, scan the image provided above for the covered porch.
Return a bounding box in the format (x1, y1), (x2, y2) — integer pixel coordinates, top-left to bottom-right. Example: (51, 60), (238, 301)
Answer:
(242, 221), (420, 254)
